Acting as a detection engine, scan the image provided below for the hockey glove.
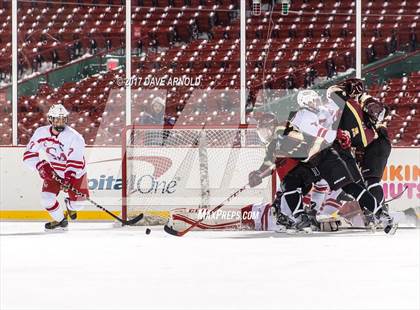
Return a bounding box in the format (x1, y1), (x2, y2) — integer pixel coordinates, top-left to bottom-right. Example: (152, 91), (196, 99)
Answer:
(36, 160), (55, 181)
(336, 129), (351, 149)
(62, 171), (76, 192)
(248, 170), (263, 188)
(376, 125), (389, 139)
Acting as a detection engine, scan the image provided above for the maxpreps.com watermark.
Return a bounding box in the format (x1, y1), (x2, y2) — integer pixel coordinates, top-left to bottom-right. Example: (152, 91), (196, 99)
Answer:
(116, 75), (202, 87)
(196, 209), (259, 221)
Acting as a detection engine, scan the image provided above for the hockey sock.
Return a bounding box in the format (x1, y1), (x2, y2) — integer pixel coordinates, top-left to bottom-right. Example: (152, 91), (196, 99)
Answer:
(311, 182), (329, 211)
(341, 182), (377, 213)
(41, 192), (64, 222)
(366, 177), (384, 205)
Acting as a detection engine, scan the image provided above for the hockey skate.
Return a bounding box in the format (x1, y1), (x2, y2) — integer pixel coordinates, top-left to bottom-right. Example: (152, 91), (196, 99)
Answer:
(294, 214), (313, 233)
(363, 211), (377, 233)
(45, 217), (68, 231)
(276, 212), (312, 234)
(363, 205), (397, 235)
(64, 198), (77, 220)
(275, 211), (295, 232)
(304, 203), (321, 231)
(376, 204), (398, 235)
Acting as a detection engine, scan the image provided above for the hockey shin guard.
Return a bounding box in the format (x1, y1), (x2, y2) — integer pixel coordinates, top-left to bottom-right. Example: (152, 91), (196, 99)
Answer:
(366, 177), (384, 205)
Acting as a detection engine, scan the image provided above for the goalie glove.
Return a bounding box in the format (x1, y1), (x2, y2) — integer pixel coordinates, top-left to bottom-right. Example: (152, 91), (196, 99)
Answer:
(62, 171), (76, 192)
(248, 170), (263, 188)
(36, 160), (55, 181)
(336, 128), (351, 149)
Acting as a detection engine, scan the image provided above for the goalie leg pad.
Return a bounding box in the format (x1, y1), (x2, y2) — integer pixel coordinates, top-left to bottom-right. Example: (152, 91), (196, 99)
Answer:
(168, 208), (242, 231)
(319, 219), (340, 232)
(338, 201), (368, 227)
(168, 204), (275, 232)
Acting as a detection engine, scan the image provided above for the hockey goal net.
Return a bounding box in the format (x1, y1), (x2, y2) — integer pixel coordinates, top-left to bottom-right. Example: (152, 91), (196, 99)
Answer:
(122, 125), (275, 224)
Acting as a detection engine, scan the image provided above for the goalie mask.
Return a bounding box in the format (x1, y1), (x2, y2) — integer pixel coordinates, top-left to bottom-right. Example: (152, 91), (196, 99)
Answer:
(360, 94), (387, 125)
(297, 90), (322, 111)
(47, 104), (69, 132)
(254, 112), (279, 144)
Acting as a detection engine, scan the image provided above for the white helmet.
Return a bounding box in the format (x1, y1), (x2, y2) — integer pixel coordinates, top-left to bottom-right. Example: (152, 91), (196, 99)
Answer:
(297, 90), (322, 110)
(47, 104), (69, 132)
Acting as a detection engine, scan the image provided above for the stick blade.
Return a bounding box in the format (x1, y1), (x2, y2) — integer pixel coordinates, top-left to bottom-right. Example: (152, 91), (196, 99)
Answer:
(163, 224), (184, 236)
(124, 213), (144, 226)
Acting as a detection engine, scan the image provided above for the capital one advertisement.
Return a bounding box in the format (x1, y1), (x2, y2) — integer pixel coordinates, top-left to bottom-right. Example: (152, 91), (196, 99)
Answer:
(0, 147), (418, 219)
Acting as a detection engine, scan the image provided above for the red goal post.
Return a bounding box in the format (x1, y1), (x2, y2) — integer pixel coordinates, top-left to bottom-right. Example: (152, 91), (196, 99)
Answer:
(122, 124), (277, 222)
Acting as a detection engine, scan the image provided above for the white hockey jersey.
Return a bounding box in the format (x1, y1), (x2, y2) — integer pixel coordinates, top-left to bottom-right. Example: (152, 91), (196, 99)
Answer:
(318, 100), (341, 130)
(23, 125), (87, 179)
(290, 107), (337, 144)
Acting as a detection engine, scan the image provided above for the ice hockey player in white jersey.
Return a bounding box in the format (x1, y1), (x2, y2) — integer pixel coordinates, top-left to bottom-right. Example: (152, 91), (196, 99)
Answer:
(23, 104), (89, 231)
(289, 89), (339, 145)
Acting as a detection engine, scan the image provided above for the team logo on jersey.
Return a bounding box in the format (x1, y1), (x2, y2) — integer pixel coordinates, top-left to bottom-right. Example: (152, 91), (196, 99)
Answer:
(46, 147), (67, 162)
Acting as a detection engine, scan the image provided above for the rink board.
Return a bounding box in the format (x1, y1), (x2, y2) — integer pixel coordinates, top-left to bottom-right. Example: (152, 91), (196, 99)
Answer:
(0, 146), (418, 220)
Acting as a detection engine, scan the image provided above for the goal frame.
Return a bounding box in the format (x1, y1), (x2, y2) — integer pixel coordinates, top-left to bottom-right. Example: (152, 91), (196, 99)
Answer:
(121, 124), (277, 221)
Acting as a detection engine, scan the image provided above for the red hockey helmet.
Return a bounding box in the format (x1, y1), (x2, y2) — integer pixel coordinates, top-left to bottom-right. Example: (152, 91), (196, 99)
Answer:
(337, 78), (365, 98)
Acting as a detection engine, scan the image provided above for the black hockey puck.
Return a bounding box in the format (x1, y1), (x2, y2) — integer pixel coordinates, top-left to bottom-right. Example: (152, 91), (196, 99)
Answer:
(145, 228), (151, 235)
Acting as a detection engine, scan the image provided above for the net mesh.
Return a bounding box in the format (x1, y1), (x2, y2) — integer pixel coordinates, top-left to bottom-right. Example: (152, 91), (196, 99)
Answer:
(123, 126), (273, 225)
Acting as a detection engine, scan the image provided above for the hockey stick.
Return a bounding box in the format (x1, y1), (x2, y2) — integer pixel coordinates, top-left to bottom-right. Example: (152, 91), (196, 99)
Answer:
(164, 184), (249, 236)
(383, 186), (408, 204)
(164, 165), (275, 237)
(53, 175), (143, 226)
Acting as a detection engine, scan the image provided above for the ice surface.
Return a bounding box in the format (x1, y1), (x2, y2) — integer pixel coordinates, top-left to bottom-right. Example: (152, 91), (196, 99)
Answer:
(1, 222), (419, 310)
